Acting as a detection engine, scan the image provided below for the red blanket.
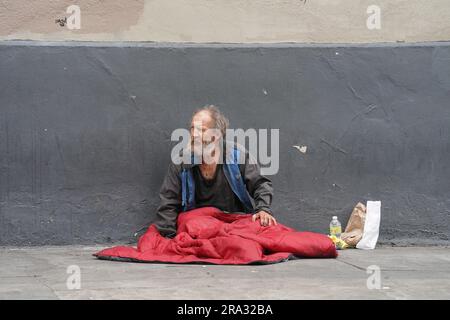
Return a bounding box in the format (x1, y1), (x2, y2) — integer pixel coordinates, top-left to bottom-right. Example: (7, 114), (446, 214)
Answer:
(94, 207), (337, 265)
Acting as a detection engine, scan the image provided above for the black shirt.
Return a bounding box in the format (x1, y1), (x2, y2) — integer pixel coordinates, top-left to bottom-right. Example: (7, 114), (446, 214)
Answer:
(192, 164), (246, 213)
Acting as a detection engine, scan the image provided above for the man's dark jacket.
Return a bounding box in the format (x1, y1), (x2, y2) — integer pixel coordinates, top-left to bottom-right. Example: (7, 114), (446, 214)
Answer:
(154, 143), (273, 238)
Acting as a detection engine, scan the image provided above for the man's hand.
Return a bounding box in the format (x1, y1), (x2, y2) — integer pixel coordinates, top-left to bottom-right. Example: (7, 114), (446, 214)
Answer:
(252, 210), (277, 227)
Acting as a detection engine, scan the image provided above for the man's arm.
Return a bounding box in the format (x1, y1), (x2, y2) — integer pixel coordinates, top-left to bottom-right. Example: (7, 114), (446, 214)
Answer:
(241, 151), (276, 226)
(154, 163), (182, 238)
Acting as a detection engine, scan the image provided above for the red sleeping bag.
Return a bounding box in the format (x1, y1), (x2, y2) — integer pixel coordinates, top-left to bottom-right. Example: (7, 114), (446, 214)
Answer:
(94, 207), (337, 265)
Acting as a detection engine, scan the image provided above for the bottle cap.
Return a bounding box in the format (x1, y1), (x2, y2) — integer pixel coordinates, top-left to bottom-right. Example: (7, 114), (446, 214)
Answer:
(332, 216), (338, 220)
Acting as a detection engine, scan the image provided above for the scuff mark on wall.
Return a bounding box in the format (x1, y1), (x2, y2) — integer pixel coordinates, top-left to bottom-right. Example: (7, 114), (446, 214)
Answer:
(293, 145), (307, 154)
(320, 139), (348, 155)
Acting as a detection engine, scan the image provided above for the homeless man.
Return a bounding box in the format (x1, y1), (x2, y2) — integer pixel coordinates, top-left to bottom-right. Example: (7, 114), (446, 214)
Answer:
(154, 105), (277, 238)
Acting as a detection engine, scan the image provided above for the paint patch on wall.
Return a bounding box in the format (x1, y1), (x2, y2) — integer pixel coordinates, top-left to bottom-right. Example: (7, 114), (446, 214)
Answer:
(0, 0), (144, 37)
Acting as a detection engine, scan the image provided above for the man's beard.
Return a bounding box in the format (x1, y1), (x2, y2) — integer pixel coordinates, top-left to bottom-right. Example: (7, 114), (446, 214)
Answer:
(191, 140), (220, 164)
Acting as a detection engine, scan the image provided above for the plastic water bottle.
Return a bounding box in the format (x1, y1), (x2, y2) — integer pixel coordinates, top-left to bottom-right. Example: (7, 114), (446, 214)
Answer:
(330, 216), (342, 238)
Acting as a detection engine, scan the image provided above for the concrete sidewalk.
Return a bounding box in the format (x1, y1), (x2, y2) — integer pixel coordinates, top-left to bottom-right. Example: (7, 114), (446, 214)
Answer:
(0, 245), (449, 299)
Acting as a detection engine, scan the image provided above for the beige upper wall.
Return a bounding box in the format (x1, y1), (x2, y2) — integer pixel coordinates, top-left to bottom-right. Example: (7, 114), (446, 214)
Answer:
(1, 0), (449, 43)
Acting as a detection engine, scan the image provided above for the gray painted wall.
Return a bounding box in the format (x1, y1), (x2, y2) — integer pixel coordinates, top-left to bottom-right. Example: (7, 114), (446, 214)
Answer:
(1, 41), (449, 246)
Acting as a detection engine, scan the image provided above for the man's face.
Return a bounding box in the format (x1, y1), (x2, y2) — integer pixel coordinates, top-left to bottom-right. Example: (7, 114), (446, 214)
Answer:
(190, 111), (221, 157)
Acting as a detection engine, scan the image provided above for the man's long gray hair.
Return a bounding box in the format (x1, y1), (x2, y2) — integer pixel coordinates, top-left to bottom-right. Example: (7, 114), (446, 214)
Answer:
(191, 105), (230, 138)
